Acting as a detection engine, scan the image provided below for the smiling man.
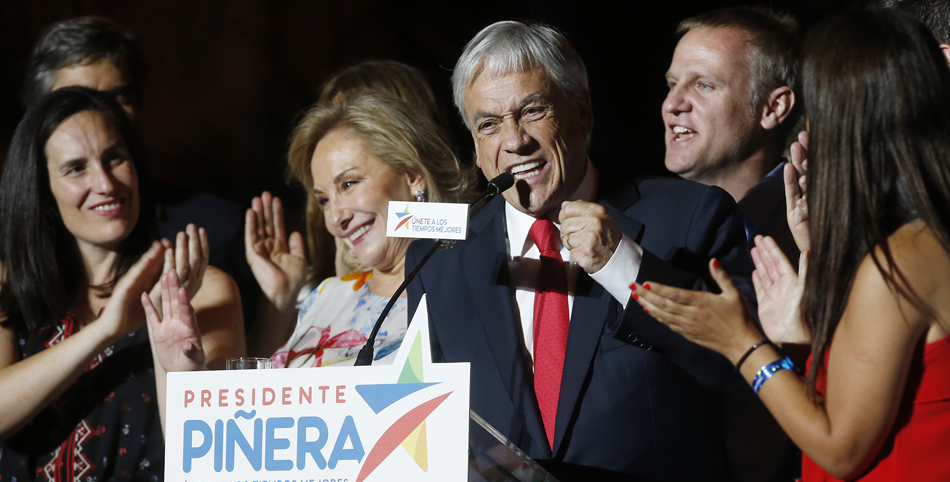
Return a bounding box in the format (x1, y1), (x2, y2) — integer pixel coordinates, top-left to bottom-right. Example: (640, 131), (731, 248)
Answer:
(664, 8), (801, 262)
(663, 9), (804, 482)
(407, 21), (755, 481)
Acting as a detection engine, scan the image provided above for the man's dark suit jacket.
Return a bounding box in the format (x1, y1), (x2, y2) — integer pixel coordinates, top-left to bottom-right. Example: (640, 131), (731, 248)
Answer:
(406, 176), (754, 482)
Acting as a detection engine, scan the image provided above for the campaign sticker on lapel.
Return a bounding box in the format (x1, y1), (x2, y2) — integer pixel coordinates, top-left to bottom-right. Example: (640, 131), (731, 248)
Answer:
(386, 201), (469, 240)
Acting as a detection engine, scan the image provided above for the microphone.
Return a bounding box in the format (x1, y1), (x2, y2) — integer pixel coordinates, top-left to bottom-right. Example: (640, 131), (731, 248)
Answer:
(353, 172), (515, 366)
(471, 172), (514, 208)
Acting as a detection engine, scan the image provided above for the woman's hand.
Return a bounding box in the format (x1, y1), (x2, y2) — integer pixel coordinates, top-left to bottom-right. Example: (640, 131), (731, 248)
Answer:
(97, 242), (165, 339)
(246, 191), (308, 313)
(787, 130), (810, 253)
(752, 235), (811, 346)
(142, 270), (206, 372)
(632, 259), (761, 364)
(150, 224), (209, 303)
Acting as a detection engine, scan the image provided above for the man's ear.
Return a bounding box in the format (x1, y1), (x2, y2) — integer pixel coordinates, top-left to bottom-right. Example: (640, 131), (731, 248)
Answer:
(760, 86), (795, 131)
(940, 43), (950, 68)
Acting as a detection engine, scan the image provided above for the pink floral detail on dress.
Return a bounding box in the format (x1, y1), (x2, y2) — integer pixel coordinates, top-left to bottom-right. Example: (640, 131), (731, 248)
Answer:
(285, 325), (367, 367)
(271, 351), (290, 368)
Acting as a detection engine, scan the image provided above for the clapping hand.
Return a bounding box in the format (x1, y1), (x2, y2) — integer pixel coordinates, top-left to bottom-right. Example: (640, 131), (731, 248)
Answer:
(98, 242), (165, 339)
(751, 235), (811, 346)
(245, 191), (308, 313)
(150, 223), (209, 304)
(141, 270), (206, 372)
(787, 130), (810, 253)
(631, 259), (762, 364)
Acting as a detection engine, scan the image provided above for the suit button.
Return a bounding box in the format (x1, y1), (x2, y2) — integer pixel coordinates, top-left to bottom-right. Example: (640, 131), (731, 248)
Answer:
(626, 334), (640, 344)
(639, 341), (654, 351)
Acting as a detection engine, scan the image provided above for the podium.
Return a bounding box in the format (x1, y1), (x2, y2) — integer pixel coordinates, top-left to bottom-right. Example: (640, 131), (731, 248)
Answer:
(468, 410), (559, 482)
(164, 296), (561, 482)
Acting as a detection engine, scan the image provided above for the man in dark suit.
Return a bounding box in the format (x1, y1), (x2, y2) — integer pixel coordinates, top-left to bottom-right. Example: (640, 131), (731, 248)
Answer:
(663, 9), (804, 481)
(663, 7), (801, 264)
(407, 21), (753, 481)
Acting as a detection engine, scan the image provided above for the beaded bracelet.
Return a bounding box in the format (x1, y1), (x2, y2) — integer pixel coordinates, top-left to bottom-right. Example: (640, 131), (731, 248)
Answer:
(735, 339), (770, 373)
(752, 356), (796, 395)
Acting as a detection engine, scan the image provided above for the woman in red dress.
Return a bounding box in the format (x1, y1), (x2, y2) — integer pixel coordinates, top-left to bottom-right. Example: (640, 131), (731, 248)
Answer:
(632, 8), (950, 481)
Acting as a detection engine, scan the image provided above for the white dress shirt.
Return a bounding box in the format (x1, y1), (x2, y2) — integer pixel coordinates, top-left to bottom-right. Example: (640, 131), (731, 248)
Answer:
(505, 159), (643, 361)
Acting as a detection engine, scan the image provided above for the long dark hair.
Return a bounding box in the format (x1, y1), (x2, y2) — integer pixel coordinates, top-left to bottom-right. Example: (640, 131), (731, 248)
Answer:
(0, 87), (155, 333)
(802, 8), (950, 395)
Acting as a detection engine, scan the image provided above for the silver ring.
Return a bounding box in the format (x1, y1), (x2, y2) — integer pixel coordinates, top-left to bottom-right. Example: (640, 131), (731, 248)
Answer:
(564, 232), (572, 250)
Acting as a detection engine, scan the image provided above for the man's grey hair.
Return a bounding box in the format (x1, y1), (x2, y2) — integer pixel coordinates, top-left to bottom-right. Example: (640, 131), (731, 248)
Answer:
(451, 21), (588, 128)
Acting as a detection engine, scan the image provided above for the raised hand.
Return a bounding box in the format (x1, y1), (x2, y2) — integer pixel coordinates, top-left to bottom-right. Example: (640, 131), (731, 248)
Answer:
(151, 223), (209, 303)
(97, 242), (165, 339)
(787, 130), (810, 252)
(751, 235), (810, 346)
(141, 270), (206, 372)
(632, 259), (762, 364)
(558, 200), (622, 274)
(246, 191), (308, 313)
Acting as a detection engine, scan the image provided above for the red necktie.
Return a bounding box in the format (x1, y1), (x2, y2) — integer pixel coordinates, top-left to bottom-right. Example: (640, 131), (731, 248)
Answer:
(529, 218), (570, 450)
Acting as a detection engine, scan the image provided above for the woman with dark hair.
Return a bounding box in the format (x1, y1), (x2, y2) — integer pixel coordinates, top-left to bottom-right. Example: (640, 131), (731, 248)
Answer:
(0, 87), (244, 481)
(631, 9), (950, 481)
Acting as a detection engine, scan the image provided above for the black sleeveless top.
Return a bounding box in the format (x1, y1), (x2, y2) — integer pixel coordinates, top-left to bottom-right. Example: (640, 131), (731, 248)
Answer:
(0, 317), (164, 482)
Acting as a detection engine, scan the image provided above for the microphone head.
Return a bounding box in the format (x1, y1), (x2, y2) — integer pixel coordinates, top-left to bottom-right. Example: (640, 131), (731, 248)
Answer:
(488, 172), (514, 193)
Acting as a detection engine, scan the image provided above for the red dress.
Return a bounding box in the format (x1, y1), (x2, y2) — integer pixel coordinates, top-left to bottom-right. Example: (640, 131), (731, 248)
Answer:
(801, 334), (950, 481)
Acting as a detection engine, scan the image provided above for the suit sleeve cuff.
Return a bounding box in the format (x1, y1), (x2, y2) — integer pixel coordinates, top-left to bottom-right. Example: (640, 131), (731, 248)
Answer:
(589, 234), (642, 307)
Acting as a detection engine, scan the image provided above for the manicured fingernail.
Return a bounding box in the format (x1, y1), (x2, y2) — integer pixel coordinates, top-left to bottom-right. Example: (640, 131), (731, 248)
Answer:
(629, 282), (637, 290)
(644, 283), (652, 290)
(713, 259), (720, 269)
(632, 293), (639, 301)
(643, 307), (650, 314)
(806, 250), (810, 258)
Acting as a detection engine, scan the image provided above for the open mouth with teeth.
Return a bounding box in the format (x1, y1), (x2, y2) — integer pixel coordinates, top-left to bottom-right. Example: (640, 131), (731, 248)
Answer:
(90, 199), (125, 216)
(347, 220), (374, 245)
(509, 160), (547, 181)
(671, 125), (696, 142)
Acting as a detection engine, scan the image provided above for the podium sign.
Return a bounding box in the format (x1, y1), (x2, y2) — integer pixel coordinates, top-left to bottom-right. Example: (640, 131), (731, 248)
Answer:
(165, 297), (470, 481)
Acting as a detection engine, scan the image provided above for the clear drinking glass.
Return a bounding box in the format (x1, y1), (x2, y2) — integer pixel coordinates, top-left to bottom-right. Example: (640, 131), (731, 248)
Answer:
(225, 357), (274, 370)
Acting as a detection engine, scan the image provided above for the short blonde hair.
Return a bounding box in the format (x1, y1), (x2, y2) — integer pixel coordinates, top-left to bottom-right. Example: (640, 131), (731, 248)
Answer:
(288, 92), (475, 273)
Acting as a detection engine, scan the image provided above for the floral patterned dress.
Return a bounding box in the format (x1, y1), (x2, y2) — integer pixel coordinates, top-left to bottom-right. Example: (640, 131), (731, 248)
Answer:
(0, 318), (163, 482)
(272, 272), (408, 368)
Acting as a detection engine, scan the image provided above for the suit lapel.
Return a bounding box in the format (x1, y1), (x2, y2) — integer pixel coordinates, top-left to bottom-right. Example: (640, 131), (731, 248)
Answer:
(453, 198), (549, 454)
(551, 185), (645, 453)
(553, 269), (609, 453)
(458, 200), (521, 392)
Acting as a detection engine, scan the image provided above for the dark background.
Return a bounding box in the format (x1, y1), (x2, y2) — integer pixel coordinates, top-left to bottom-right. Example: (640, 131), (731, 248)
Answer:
(0, 0), (859, 218)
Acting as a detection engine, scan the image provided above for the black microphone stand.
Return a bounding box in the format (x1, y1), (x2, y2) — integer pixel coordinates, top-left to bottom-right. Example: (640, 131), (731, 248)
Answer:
(354, 173), (514, 366)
